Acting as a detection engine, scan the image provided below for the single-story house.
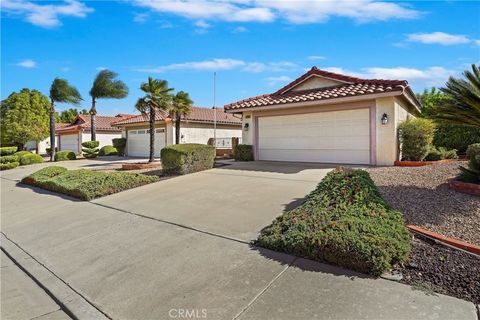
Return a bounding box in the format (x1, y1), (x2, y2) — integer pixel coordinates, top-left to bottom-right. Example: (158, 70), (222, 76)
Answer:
(113, 107), (242, 157)
(224, 67), (422, 166)
(25, 123), (67, 154)
(55, 114), (133, 154)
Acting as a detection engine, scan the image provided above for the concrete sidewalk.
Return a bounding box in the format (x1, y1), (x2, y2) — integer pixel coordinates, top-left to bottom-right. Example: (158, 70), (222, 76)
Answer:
(1, 162), (478, 320)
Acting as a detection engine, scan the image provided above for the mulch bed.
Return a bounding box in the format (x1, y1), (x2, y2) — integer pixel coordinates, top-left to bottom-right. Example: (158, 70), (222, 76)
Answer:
(397, 235), (480, 305)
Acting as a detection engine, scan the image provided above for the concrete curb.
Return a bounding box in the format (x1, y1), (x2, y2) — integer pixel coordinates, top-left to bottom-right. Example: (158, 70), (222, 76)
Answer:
(0, 233), (110, 320)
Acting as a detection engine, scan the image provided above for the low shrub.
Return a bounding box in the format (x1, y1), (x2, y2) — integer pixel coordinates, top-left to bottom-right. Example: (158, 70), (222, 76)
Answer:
(433, 124), (480, 154)
(255, 168), (411, 276)
(19, 153), (44, 166)
(0, 162), (19, 170)
(458, 143), (480, 184)
(46, 147), (58, 156)
(14, 150), (32, 158)
(161, 144), (215, 174)
(81, 141), (99, 149)
(99, 145), (118, 156)
(0, 147), (18, 156)
(398, 118), (436, 161)
(82, 141), (99, 159)
(234, 144), (254, 161)
(22, 167), (159, 200)
(112, 138), (126, 156)
(0, 155), (19, 163)
(425, 147), (459, 161)
(54, 150), (76, 161)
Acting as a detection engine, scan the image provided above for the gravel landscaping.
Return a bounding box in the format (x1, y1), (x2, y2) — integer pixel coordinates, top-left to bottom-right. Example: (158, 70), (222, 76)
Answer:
(398, 235), (480, 305)
(366, 162), (480, 245)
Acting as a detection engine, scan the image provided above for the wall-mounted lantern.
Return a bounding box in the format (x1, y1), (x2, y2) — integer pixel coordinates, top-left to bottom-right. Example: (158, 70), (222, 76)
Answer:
(243, 123), (249, 130)
(381, 113), (388, 125)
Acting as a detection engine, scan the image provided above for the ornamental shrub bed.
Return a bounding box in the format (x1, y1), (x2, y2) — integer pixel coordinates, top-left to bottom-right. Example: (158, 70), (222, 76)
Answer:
(0, 162), (20, 170)
(0, 147), (18, 156)
(99, 145), (118, 156)
(255, 168), (411, 276)
(425, 146), (458, 161)
(22, 166), (159, 200)
(82, 141), (99, 158)
(14, 150), (32, 158)
(458, 143), (480, 184)
(0, 155), (19, 163)
(54, 150), (76, 161)
(19, 153), (44, 166)
(234, 144), (254, 161)
(161, 144), (215, 175)
(398, 118), (436, 161)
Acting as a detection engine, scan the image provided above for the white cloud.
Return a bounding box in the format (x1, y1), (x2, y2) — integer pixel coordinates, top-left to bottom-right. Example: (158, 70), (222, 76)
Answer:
(195, 20), (210, 28)
(266, 75), (292, 86)
(96, 66), (107, 71)
(130, 0), (421, 24)
(135, 58), (299, 73)
(16, 59), (36, 68)
(2, 0), (94, 28)
(474, 39), (480, 46)
(307, 55), (327, 60)
(407, 32), (470, 45)
(133, 12), (149, 23)
(233, 26), (248, 33)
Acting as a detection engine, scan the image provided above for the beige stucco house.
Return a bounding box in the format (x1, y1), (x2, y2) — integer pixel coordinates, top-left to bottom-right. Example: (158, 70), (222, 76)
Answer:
(224, 67), (422, 166)
(113, 107), (242, 157)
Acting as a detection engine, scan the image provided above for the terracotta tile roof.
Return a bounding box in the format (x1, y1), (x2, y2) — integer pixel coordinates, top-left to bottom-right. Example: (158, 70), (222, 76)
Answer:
(56, 114), (134, 133)
(224, 67), (421, 111)
(113, 107), (241, 126)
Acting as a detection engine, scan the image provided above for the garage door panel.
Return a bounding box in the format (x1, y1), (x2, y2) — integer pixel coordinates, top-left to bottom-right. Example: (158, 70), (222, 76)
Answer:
(127, 129), (165, 157)
(60, 134), (79, 154)
(258, 109), (371, 164)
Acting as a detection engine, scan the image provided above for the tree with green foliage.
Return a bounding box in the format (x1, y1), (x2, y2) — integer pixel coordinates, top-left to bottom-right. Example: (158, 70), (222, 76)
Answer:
(432, 64), (480, 128)
(1, 89), (50, 150)
(135, 77), (174, 162)
(170, 91), (193, 144)
(416, 87), (453, 117)
(89, 70), (128, 141)
(49, 78), (82, 161)
(59, 108), (79, 123)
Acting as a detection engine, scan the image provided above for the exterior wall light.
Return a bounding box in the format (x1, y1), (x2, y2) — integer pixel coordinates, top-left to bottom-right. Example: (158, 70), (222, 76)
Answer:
(243, 123), (249, 130)
(381, 113), (388, 125)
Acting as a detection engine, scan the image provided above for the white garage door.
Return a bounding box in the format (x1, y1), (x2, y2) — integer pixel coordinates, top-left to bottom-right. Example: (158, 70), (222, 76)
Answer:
(258, 109), (371, 164)
(59, 134), (79, 154)
(127, 128), (165, 157)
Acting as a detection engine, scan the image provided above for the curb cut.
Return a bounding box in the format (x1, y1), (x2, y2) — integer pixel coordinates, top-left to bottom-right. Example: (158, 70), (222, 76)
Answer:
(0, 233), (110, 320)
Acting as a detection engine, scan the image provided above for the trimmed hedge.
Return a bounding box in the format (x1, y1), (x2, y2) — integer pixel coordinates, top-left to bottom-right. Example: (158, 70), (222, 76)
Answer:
(459, 143), (480, 184)
(54, 150), (76, 161)
(82, 141), (99, 159)
(22, 166), (159, 200)
(255, 168), (411, 276)
(0, 155), (19, 163)
(15, 150), (32, 158)
(112, 138), (126, 156)
(234, 144), (254, 161)
(0, 162), (20, 170)
(398, 118), (436, 161)
(161, 144), (215, 174)
(99, 145), (118, 156)
(19, 153), (44, 165)
(0, 147), (18, 156)
(433, 124), (480, 154)
(425, 146), (458, 161)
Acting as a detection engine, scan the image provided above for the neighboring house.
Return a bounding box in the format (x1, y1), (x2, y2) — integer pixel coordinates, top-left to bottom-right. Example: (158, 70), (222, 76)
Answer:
(25, 123), (68, 154)
(55, 114), (133, 154)
(113, 107), (242, 157)
(224, 67), (422, 166)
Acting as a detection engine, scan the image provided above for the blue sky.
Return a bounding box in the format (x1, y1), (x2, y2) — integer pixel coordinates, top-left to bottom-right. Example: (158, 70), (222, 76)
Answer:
(2, 0), (479, 116)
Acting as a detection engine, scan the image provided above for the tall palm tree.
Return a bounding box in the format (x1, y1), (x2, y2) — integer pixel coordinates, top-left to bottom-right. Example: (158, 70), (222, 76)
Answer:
(432, 64), (480, 128)
(49, 78), (82, 161)
(89, 69), (128, 140)
(136, 77), (174, 162)
(171, 91), (193, 144)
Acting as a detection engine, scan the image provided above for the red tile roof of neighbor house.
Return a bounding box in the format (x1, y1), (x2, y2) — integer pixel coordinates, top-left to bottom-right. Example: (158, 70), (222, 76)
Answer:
(56, 114), (134, 133)
(112, 106), (242, 126)
(224, 67), (422, 112)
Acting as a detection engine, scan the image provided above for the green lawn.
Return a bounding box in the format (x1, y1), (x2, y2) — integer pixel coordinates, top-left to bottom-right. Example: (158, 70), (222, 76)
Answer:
(22, 166), (159, 200)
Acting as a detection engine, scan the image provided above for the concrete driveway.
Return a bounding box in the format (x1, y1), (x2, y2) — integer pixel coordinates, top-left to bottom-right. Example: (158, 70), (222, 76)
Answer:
(1, 160), (476, 320)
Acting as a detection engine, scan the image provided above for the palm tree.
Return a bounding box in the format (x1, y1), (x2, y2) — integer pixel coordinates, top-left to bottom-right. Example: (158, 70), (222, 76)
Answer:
(171, 91), (193, 144)
(49, 78), (82, 161)
(89, 69), (128, 141)
(136, 77), (174, 162)
(432, 64), (480, 128)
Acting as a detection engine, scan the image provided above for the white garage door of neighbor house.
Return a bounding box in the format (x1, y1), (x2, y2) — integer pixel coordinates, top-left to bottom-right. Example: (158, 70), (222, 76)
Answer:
(258, 108), (371, 164)
(60, 134), (79, 154)
(127, 129), (165, 157)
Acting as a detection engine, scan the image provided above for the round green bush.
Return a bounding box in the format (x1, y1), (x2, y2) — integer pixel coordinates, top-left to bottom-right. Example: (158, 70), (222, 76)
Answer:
(19, 153), (44, 165)
(234, 144), (254, 161)
(99, 145), (118, 156)
(14, 150), (32, 158)
(0, 147), (18, 156)
(54, 150), (76, 161)
(81, 141), (99, 148)
(0, 162), (19, 170)
(433, 124), (480, 154)
(398, 118), (436, 161)
(0, 155), (19, 163)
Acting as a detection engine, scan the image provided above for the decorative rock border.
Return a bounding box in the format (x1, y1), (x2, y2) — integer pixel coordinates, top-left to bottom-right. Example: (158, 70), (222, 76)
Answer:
(448, 179), (480, 197)
(122, 162), (161, 170)
(406, 225), (480, 255)
(394, 159), (456, 167)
